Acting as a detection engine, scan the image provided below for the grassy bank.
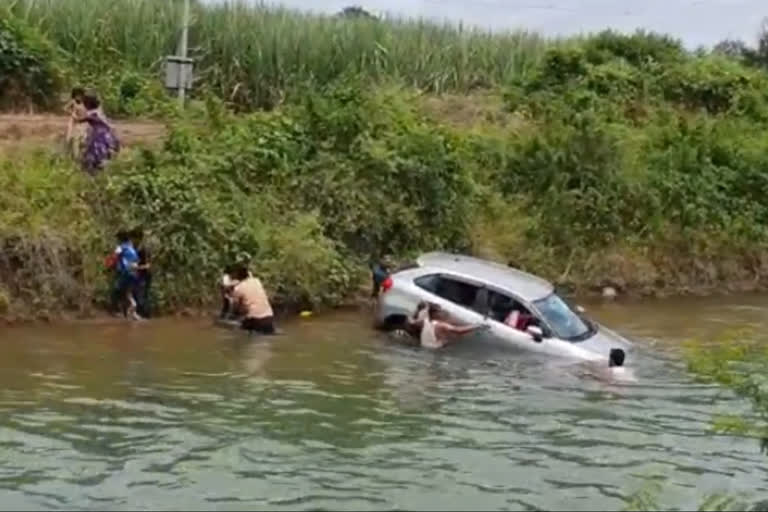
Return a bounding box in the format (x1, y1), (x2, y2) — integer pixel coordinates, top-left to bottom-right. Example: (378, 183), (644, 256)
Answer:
(2, 4), (768, 319)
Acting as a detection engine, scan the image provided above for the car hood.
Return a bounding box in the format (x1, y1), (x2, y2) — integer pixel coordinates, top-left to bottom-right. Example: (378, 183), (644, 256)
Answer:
(576, 324), (633, 358)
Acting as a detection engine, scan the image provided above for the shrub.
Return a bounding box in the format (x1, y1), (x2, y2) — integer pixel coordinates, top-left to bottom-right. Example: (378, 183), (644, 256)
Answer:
(582, 29), (685, 67)
(0, 12), (62, 110)
(101, 159), (357, 309)
(80, 68), (173, 118)
(0, 154), (103, 316)
(497, 114), (652, 249)
(92, 82), (475, 309)
(658, 56), (767, 115)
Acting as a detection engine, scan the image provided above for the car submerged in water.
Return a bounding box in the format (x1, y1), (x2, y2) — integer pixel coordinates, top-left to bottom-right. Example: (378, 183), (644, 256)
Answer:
(373, 252), (632, 362)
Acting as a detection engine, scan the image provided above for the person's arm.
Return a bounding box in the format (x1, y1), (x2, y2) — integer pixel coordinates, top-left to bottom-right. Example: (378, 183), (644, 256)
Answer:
(405, 317), (423, 336)
(138, 250), (151, 270)
(441, 322), (483, 336)
(504, 310), (519, 327)
(230, 287), (245, 315)
(75, 110), (101, 124)
(434, 321), (485, 346)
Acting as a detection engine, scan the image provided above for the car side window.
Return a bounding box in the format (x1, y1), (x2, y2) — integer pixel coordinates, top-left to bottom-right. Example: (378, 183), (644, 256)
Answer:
(486, 289), (540, 331)
(415, 274), (482, 309)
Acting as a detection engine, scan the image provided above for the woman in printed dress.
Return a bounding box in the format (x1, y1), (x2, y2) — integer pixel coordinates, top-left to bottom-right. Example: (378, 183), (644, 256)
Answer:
(75, 94), (120, 174)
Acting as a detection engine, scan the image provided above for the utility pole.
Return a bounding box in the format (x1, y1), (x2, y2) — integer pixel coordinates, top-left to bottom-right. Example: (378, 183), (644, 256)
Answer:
(178, 0), (190, 107)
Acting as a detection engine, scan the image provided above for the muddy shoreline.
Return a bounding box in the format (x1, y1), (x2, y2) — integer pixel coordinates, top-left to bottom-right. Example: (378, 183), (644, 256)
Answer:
(4, 280), (768, 328)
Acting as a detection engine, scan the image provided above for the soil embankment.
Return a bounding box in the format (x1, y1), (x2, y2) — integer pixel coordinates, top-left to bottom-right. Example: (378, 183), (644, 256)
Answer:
(0, 115), (165, 155)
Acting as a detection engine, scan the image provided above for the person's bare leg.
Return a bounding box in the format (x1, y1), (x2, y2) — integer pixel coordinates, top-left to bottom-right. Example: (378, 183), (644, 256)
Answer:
(126, 289), (142, 321)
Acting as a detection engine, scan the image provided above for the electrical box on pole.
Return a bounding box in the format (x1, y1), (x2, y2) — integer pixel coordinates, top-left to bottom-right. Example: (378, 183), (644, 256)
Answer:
(164, 0), (192, 107)
(164, 56), (194, 92)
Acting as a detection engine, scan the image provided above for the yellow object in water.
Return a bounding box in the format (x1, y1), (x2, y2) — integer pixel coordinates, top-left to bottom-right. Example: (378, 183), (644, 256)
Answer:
(300, 311), (313, 318)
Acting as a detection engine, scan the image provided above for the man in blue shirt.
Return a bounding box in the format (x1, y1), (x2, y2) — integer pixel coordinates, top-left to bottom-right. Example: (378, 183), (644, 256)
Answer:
(130, 227), (152, 318)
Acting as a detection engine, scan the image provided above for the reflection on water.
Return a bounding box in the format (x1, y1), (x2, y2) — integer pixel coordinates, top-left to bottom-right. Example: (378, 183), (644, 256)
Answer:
(1, 295), (768, 510)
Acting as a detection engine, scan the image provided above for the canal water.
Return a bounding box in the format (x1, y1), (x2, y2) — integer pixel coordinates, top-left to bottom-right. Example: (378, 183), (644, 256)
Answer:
(1, 294), (767, 510)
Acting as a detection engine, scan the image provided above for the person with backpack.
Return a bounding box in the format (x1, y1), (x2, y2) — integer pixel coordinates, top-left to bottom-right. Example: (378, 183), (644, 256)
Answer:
(106, 230), (141, 320)
(106, 231), (126, 315)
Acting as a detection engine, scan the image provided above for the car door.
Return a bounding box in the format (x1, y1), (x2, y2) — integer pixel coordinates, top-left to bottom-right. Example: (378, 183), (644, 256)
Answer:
(413, 273), (487, 337)
(481, 287), (543, 350)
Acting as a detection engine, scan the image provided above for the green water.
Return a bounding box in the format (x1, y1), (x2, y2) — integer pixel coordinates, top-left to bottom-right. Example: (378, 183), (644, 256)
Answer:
(1, 295), (768, 510)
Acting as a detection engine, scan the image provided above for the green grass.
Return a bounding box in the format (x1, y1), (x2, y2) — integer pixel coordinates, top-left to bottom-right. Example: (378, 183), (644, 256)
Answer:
(10, 0), (551, 108)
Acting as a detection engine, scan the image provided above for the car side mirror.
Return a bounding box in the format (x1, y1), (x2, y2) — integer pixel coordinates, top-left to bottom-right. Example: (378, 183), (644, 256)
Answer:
(526, 325), (543, 343)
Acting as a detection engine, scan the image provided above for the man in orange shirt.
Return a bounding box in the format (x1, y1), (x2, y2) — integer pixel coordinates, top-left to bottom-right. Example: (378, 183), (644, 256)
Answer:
(231, 266), (276, 334)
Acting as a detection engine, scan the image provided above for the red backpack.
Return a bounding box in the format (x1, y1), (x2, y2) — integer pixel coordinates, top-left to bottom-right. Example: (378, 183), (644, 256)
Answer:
(104, 252), (118, 270)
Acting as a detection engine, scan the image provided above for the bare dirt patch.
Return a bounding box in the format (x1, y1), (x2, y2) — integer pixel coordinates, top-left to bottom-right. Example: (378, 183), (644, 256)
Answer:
(0, 114), (166, 156)
(416, 91), (523, 130)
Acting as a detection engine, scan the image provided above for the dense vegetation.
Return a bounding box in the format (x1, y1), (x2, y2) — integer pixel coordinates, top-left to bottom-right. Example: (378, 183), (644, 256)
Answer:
(7, 0), (548, 112)
(2, 1), (768, 318)
(0, 13), (61, 110)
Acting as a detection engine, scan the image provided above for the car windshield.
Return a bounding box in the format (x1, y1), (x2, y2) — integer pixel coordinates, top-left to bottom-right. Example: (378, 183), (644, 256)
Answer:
(532, 293), (592, 341)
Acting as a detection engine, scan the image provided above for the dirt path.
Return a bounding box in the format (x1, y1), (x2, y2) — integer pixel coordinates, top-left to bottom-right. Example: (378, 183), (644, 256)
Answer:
(0, 114), (166, 155)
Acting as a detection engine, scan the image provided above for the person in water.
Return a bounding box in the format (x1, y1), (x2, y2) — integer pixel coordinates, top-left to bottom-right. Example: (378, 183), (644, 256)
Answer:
(113, 230), (141, 320)
(581, 348), (636, 383)
(387, 301), (430, 344)
(606, 348), (635, 381)
(230, 265), (276, 334)
(419, 303), (487, 349)
(131, 227), (152, 318)
(219, 264), (240, 319)
(220, 261), (256, 319)
(76, 94), (120, 174)
(108, 230), (127, 315)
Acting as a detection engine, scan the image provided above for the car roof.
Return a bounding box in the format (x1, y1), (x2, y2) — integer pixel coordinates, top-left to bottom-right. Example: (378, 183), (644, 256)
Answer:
(415, 252), (554, 302)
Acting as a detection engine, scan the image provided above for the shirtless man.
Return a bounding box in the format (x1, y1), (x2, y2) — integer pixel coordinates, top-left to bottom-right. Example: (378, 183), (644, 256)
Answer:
(419, 304), (488, 349)
(386, 301), (429, 345)
(605, 348), (636, 382)
(230, 266), (276, 334)
(219, 264), (240, 319)
(581, 348), (637, 383)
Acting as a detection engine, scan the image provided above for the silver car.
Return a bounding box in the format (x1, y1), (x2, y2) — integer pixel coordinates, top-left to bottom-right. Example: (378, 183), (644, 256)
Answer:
(374, 252), (632, 361)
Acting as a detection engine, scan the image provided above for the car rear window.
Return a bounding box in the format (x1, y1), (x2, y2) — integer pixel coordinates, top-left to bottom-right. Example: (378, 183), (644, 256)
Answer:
(414, 274), (440, 294)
